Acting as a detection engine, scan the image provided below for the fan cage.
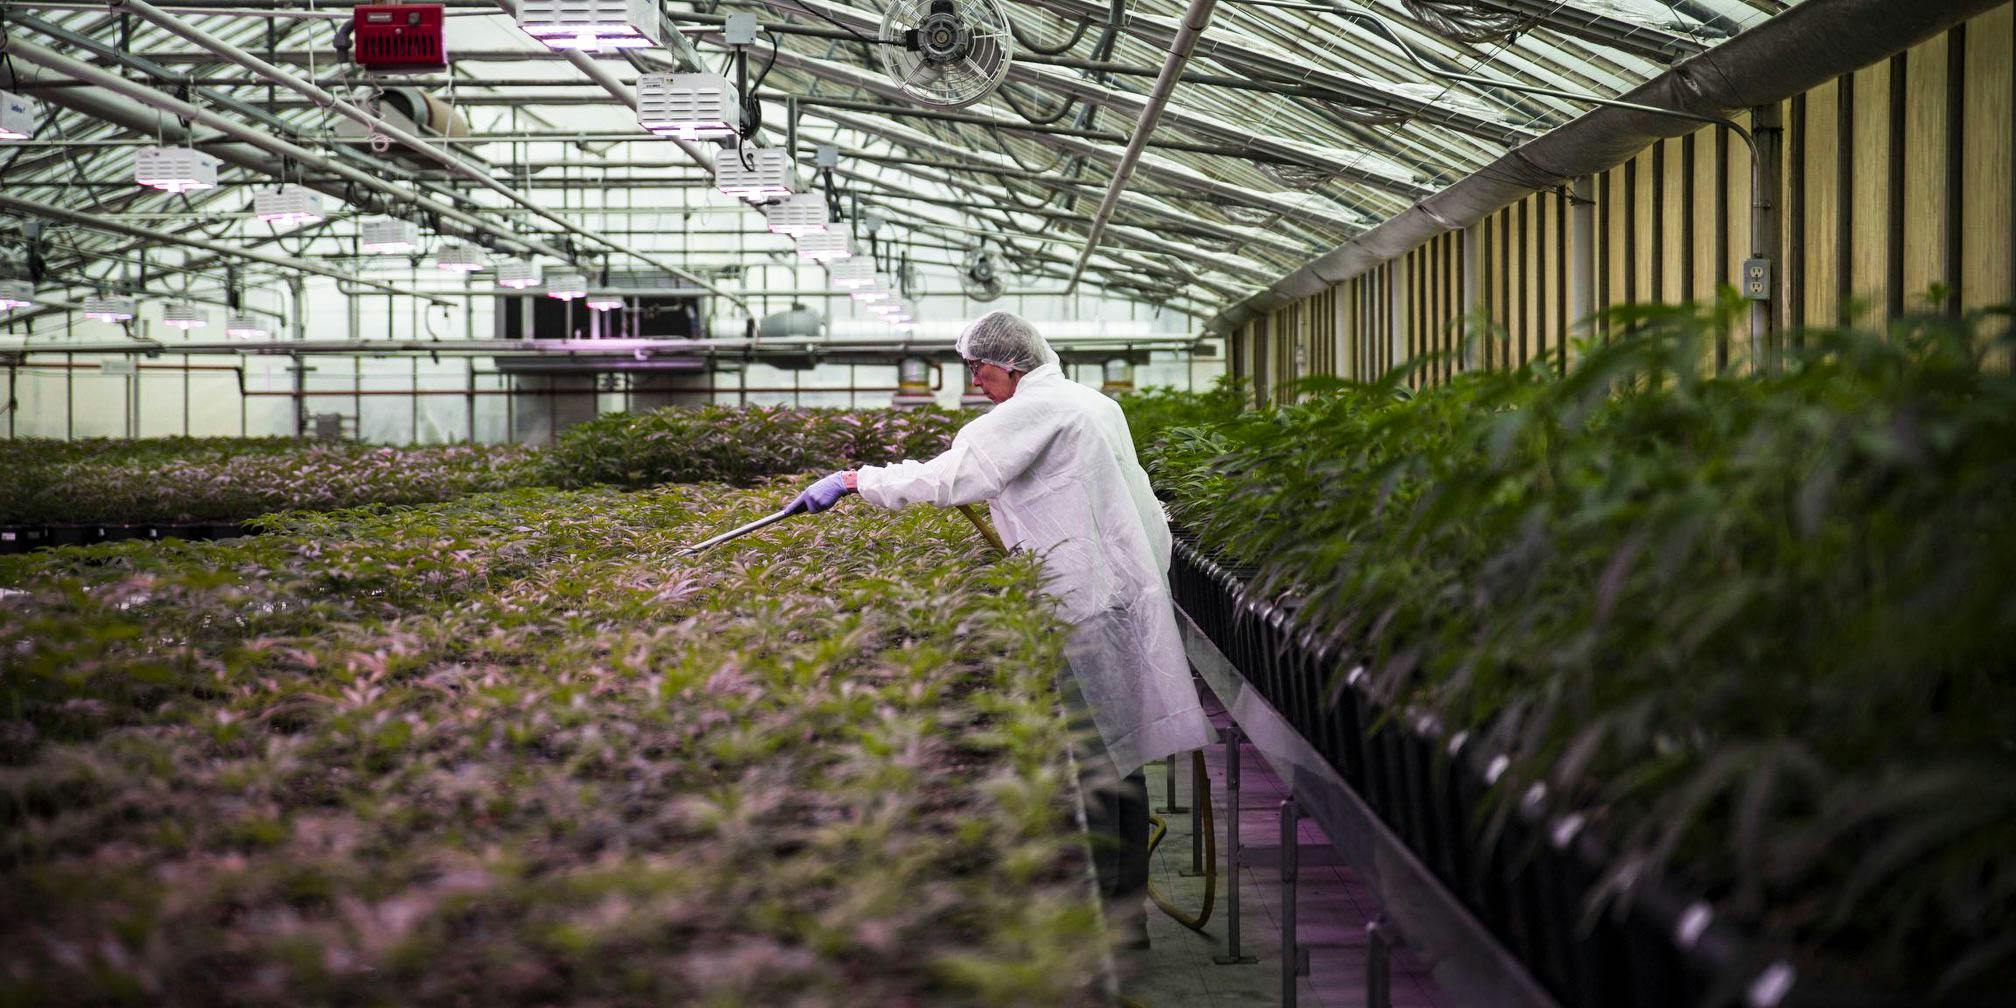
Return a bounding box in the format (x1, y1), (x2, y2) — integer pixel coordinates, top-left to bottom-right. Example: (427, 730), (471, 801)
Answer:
(876, 0), (1015, 110)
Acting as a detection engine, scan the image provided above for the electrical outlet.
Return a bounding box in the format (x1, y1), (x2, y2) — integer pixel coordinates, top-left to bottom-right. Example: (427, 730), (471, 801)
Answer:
(1741, 257), (1772, 300)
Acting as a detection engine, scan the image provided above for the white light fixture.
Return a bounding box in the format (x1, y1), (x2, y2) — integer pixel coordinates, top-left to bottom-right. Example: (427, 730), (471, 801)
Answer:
(82, 296), (138, 322)
(254, 184), (324, 226)
(225, 313), (268, 338)
(161, 302), (209, 330)
(516, 0), (661, 51)
(795, 232), (852, 261)
(434, 240), (486, 273)
(764, 192), (828, 237)
(360, 216), (421, 253)
(713, 147), (797, 201)
(133, 146), (219, 194)
(495, 259), (540, 289)
(546, 271), (589, 300)
(0, 91), (35, 141)
(637, 72), (741, 140)
(586, 293), (624, 312)
(829, 258), (875, 290)
(0, 279), (34, 311)
(850, 282), (891, 304)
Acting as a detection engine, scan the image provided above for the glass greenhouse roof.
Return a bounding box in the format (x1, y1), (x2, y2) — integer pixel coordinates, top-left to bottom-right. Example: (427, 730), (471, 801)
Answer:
(0, 0), (1794, 319)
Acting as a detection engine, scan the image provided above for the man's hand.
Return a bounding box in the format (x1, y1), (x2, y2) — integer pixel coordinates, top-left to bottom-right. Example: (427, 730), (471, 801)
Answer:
(786, 470), (856, 515)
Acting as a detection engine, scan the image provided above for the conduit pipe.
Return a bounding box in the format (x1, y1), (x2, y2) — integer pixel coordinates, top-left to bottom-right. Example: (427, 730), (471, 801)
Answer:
(0, 193), (450, 305)
(1064, 0), (1220, 295)
(108, 0), (747, 315)
(0, 35), (564, 267)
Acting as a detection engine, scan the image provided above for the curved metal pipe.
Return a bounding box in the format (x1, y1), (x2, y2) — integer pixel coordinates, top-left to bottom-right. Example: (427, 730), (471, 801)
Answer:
(109, 0), (748, 314)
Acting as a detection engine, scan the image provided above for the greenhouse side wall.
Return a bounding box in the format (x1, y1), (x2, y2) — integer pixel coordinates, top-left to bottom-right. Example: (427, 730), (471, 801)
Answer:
(1228, 3), (2016, 401)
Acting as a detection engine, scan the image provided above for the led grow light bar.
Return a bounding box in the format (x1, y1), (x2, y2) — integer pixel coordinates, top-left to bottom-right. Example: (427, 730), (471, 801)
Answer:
(82, 296), (138, 322)
(495, 260), (540, 289)
(713, 147), (798, 201)
(434, 240), (487, 273)
(225, 313), (268, 338)
(0, 279), (34, 311)
(0, 91), (35, 141)
(253, 185), (324, 226)
(546, 271), (589, 300)
(516, 0), (661, 51)
(162, 303), (209, 329)
(133, 146), (219, 194)
(637, 72), (741, 140)
(360, 216), (421, 253)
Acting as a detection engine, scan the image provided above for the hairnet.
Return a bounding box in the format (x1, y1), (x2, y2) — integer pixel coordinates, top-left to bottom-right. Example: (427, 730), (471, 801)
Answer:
(955, 310), (1059, 373)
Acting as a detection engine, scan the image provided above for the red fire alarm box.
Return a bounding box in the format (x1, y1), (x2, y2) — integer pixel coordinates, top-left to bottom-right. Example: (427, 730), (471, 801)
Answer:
(352, 3), (447, 73)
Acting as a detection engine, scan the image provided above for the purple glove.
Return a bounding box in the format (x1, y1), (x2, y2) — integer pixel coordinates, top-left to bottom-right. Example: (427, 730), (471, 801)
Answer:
(786, 470), (855, 515)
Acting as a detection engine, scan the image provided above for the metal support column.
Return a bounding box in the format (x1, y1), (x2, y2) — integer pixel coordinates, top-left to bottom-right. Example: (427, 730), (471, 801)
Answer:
(1366, 916), (1393, 1008)
(1156, 754), (1189, 814)
(1214, 725), (1259, 965)
(1747, 102), (1783, 374)
(1281, 796), (1309, 1006)
(1182, 751), (1206, 876)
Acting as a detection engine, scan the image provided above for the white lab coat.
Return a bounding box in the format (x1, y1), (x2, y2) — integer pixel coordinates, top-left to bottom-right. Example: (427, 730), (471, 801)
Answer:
(856, 363), (1216, 774)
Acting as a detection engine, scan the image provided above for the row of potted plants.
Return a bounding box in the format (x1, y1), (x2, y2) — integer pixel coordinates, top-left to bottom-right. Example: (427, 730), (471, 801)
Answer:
(1137, 303), (2016, 1001)
(540, 404), (971, 489)
(0, 481), (1105, 1004)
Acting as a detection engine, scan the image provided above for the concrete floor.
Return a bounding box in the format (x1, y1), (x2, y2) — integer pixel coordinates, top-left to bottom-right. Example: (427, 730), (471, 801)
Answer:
(1118, 702), (1446, 1008)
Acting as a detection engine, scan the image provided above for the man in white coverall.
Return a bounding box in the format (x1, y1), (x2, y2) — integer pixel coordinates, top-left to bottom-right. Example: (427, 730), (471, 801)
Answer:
(784, 311), (1216, 946)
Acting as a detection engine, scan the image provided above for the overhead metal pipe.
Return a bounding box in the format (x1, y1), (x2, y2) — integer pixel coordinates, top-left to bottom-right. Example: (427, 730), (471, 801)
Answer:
(0, 35), (566, 266)
(108, 0), (746, 313)
(0, 192), (451, 305)
(1065, 0), (1220, 294)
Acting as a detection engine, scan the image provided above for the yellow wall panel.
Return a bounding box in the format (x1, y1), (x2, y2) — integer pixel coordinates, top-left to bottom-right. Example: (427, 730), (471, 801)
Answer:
(1692, 126), (1723, 302)
(1962, 7), (2013, 329)
(1662, 138), (1688, 305)
(1803, 79), (1842, 329)
(1633, 150), (1656, 306)
(1850, 58), (1894, 320)
(1902, 34), (1950, 307)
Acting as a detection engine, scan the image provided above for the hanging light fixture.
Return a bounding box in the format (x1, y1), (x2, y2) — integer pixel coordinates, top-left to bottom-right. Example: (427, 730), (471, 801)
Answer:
(795, 232), (852, 262)
(360, 216), (421, 253)
(850, 282), (892, 304)
(713, 147), (798, 201)
(0, 279), (34, 311)
(764, 193), (829, 237)
(585, 293), (625, 312)
(495, 259), (540, 289)
(253, 184), (325, 226)
(133, 146), (219, 194)
(82, 296), (138, 322)
(434, 240), (487, 273)
(161, 303), (210, 330)
(515, 0), (661, 51)
(829, 258), (875, 290)
(225, 313), (268, 338)
(546, 271), (589, 300)
(0, 91), (35, 141)
(637, 72), (741, 140)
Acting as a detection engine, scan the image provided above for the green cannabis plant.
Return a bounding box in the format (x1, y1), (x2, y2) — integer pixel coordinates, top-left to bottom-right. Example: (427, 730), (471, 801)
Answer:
(1145, 301), (2016, 994)
(542, 404), (970, 489)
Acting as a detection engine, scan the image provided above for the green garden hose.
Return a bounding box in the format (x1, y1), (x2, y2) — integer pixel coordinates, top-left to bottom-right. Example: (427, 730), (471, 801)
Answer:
(1145, 749), (1217, 933)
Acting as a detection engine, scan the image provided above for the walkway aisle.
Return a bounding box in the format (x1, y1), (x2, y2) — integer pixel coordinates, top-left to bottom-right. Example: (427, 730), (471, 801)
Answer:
(1122, 699), (1447, 1008)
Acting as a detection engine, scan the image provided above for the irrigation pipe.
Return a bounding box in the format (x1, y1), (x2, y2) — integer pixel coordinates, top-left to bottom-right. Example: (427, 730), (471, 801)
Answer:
(1146, 749), (1217, 933)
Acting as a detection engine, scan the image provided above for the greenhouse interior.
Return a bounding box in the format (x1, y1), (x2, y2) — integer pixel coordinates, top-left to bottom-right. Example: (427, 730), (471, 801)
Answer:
(3, 0), (2013, 1004)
